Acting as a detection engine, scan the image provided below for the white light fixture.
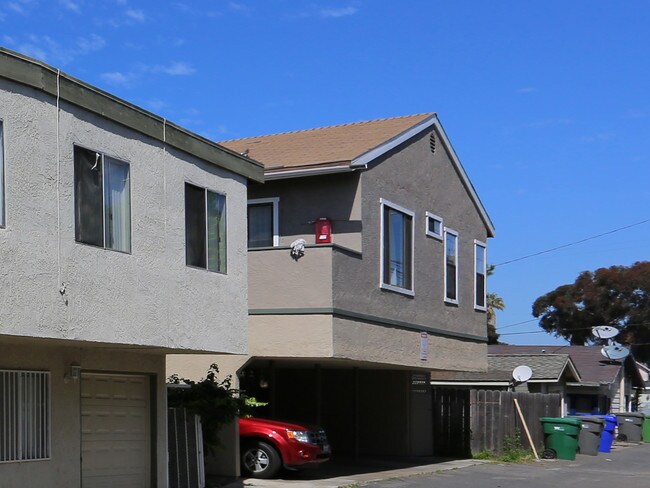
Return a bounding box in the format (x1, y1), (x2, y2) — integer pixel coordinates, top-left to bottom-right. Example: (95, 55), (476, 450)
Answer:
(65, 363), (81, 383)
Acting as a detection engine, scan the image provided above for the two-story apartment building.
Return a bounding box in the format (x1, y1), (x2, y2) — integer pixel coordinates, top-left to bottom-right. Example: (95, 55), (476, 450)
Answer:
(0, 49), (262, 487)
(170, 113), (495, 460)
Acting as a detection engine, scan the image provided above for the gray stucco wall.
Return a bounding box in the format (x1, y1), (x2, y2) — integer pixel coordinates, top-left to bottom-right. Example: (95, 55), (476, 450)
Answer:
(248, 172), (362, 251)
(334, 127), (490, 342)
(0, 77), (248, 354)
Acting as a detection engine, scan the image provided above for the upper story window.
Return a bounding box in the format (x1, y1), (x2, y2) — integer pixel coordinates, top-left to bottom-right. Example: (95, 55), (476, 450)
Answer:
(0, 370), (51, 462)
(380, 198), (414, 296)
(0, 120), (5, 227)
(444, 228), (459, 304)
(425, 211), (443, 240)
(74, 146), (131, 253)
(474, 240), (487, 310)
(248, 197), (279, 248)
(185, 182), (227, 273)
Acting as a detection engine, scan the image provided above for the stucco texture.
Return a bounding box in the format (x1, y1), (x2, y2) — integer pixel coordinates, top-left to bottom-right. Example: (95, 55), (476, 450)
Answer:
(0, 339), (167, 488)
(0, 78), (248, 354)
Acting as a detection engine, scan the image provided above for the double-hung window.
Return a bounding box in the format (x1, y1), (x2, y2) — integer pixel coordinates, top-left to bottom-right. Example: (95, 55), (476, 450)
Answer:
(380, 198), (414, 295)
(444, 228), (459, 303)
(247, 197), (279, 248)
(0, 370), (51, 462)
(474, 240), (487, 310)
(74, 146), (131, 253)
(185, 182), (227, 273)
(0, 120), (5, 227)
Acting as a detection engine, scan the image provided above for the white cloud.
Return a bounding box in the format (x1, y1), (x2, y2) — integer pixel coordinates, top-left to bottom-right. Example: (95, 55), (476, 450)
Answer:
(145, 99), (168, 111)
(59, 0), (81, 13)
(125, 9), (145, 22)
(319, 6), (358, 18)
(14, 33), (107, 65)
(77, 34), (106, 53)
(101, 71), (135, 86)
(154, 62), (196, 76)
(6, 2), (26, 14)
(3, 35), (16, 45)
(229, 2), (252, 14)
(579, 133), (615, 143)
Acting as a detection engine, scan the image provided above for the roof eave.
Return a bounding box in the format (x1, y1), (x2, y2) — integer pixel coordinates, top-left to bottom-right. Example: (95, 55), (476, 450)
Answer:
(351, 114), (496, 237)
(0, 47), (264, 183)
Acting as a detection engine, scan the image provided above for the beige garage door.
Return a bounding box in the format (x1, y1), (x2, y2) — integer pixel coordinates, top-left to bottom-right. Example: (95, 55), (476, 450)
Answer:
(81, 373), (151, 488)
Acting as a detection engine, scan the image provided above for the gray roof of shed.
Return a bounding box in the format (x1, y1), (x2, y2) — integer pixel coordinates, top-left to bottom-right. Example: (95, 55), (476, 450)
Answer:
(435, 353), (579, 383)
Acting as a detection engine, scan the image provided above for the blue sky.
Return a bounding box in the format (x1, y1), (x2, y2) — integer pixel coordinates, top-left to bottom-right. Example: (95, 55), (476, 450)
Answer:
(2, 1), (649, 345)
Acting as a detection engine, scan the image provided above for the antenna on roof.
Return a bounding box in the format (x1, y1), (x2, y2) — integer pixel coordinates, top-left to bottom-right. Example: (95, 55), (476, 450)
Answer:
(592, 325), (619, 339)
(510, 365), (533, 392)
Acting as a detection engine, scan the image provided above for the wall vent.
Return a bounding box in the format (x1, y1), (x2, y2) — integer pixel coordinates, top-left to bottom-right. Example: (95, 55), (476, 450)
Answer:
(429, 131), (437, 154)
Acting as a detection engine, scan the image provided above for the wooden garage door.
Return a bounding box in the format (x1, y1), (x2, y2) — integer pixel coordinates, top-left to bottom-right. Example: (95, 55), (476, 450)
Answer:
(81, 373), (151, 488)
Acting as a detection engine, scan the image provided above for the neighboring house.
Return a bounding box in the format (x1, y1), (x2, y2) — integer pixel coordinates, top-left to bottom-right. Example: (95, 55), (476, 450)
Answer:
(488, 345), (645, 414)
(170, 113), (495, 459)
(431, 353), (581, 415)
(634, 362), (650, 414)
(0, 49), (262, 488)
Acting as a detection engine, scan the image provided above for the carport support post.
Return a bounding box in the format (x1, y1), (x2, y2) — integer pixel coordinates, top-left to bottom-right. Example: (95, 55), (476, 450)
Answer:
(269, 360), (277, 418)
(315, 364), (322, 424)
(354, 367), (360, 460)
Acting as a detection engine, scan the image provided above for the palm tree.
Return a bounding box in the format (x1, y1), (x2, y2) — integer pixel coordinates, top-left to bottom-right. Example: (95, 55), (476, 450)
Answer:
(486, 266), (505, 344)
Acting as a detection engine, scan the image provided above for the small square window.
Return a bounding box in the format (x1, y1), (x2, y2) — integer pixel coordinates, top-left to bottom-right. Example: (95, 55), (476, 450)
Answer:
(425, 212), (443, 240)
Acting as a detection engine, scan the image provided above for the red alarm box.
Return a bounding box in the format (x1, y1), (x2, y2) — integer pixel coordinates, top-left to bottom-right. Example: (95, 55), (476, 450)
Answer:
(315, 218), (332, 244)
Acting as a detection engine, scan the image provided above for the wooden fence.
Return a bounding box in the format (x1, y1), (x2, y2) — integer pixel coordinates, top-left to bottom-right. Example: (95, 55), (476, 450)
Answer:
(432, 389), (561, 456)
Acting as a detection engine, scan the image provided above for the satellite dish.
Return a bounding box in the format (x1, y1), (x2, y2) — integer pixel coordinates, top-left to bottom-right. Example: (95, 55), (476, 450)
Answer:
(512, 365), (533, 383)
(592, 325), (619, 339)
(601, 344), (630, 361)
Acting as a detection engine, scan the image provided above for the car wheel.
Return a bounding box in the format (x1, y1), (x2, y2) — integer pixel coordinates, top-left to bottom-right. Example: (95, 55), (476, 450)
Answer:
(241, 440), (282, 479)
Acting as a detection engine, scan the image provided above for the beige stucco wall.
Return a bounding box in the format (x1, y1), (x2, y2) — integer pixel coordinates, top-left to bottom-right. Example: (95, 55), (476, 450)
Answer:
(248, 246), (333, 310)
(0, 340), (167, 488)
(333, 316), (487, 372)
(0, 78), (248, 354)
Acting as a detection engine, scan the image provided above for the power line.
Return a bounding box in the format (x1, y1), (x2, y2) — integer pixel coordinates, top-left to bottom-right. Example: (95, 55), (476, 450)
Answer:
(497, 318), (539, 331)
(493, 218), (650, 268)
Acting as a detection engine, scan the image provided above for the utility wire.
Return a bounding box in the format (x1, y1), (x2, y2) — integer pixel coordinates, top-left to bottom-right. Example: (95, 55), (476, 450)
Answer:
(493, 218), (650, 268)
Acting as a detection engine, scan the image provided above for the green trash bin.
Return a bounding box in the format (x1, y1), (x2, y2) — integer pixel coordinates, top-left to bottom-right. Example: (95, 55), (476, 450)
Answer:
(643, 416), (650, 443)
(540, 417), (582, 460)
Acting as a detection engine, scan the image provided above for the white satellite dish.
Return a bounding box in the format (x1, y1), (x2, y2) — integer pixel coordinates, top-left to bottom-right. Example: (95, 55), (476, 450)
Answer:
(592, 325), (619, 339)
(512, 365), (533, 383)
(601, 344), (630, 361)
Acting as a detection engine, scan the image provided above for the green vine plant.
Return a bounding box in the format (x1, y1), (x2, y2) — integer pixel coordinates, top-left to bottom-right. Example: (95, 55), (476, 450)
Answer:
(167, 363), (266, 453)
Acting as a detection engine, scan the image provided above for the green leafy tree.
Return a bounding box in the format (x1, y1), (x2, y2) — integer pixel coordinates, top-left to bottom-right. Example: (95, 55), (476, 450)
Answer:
(532, 261), (650, 360)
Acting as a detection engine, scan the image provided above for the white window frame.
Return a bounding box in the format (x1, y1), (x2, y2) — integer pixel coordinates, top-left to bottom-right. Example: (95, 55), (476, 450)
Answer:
(247, 197), (280, 247)
(425, 211), (443, 240)
(379, 198), (415, 296)
(444, 227), (459, 304)
(0, 119), (5, 228)
(474, 239), (487, 311)
(0, 370), (51, 463)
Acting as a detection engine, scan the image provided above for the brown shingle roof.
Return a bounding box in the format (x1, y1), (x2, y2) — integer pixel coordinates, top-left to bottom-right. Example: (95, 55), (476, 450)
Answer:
(219, 113), (435, 171)
(488, 345), (625, 385)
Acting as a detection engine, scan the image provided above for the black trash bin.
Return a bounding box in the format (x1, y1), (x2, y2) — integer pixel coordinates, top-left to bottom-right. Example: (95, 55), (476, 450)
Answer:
(569, 416), (604, 455)
(615, 412), (645, 442)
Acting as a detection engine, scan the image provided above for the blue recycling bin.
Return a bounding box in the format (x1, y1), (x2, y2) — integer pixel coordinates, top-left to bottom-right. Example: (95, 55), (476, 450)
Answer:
(592, 414), (618, 453)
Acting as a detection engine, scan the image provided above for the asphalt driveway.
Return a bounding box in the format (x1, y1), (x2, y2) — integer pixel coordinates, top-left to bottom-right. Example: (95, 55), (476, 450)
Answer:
(219, 442), (650, 488)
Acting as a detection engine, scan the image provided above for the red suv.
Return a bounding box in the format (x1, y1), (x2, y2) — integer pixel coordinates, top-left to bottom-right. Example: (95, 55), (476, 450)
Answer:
(239, 417), (331, 479)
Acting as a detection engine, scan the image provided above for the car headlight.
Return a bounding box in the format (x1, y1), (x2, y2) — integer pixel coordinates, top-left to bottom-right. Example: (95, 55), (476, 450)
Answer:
(287, 430), (311, 444)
